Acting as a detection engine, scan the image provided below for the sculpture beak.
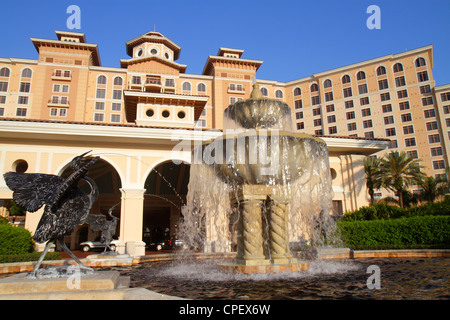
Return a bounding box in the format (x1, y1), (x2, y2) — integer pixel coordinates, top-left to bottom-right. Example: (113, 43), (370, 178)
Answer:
(79, 150), (93, 158)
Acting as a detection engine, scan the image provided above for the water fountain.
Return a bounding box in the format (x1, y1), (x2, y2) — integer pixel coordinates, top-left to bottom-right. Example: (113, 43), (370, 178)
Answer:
(180, 81), (337, 273)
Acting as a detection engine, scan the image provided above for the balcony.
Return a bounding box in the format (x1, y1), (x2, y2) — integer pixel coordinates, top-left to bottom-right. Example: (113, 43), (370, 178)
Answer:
(144, 78), (162, 92)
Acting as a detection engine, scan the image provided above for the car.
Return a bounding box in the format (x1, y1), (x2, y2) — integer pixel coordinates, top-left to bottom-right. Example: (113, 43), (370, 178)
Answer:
(80, 239), (119, 252)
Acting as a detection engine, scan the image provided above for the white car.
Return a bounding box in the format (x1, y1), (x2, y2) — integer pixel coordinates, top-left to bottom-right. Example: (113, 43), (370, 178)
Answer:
(80, 240), (119, 252)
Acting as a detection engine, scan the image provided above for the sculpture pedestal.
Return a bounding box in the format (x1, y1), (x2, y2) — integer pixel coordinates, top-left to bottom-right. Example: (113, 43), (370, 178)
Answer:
(218, 260), (310, 274)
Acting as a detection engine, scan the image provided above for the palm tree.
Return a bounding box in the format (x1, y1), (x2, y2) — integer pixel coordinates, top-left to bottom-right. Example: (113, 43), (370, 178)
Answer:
(379, 151), (425, 208)
(364, 156), (382, 205)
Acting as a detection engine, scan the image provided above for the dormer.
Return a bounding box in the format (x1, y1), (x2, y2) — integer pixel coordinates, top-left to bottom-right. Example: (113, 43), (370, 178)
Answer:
(55, 31), (86, 43)
(217, 48), (244, 59)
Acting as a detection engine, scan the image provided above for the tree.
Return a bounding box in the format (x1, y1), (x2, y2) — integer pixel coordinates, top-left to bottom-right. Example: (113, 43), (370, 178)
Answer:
(364, 156), (382, 205)
(379, 151), (425, 208)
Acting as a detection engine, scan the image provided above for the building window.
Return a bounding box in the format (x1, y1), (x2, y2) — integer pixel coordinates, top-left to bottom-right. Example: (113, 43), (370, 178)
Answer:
(433, 160), (445, 170)
(111, 114), (121, 123)
(313, 118), (322, 126)
(18, 96), (28, 105)
(356, 71), (366, 80)
(112, 90), (122, 100)
(426, 121), (438, 131)
(417, 71), (429, 82)
(112, 103), (122, 111)
(183, 82), (192, 91)
(420, 85), (431, 94)
(415, 57), (426, 67)
(275, 90), (284, 99)
(361, 108), (371, 117)
(132, 76), (141, 85)
(16, 108), (27, 117)
(441, 92), (450, 102)
(347, 122), (357, 131)
(388, 140), (398, 149)
(363, 119), (373, 128)
(19, 82), (30, 93)
(382, 104), (392, 113)
(313, 108), (321, 116)
(329, 126), (337, 134)
(378, 79), (389, 90)
(50, 108), (67, 117)
(397, 89), (408, 99)
(395, 76), (406, 87)
(422, 97), (434, 106)
(384, 116), (394, 125)
(405, 137), (416, 147)
(444, 106), (450, 114)
(94, 113), (104, 122)
(380, 92), (390, 101)
(327, 115), (336, 123)
(261, 87), (268, 96)
(431, 147), (443, 157)
(0, 67), (10, 77)
(377, 66), (387, 76)
(358, 84), (368, 95)
(325, 92), (333, 102)
(310, 83), (318, 92)
(0, 96), (5, 104)
(393, 63), (403, 73)
(401, 113), (412, 122)
(342, 75), (351, 84)
(96, 89), (106, 99)
(297, 122), (304, 130)
(344, 100), (354, 109)
(0, 81), (8, 92)
(294, 99), (303, 109)
(97, 75), (107, 85)
(360, 97), (369, 106)
(95, 102), (105, 110)
(399, 101), (410, 111)
(428, 134), (441, 144)
(407, 150), (419, 159)
(315, 129), (323, 135)
(113, 77), (123, 86)
(311, 96), (320, 105)
(326, 104), (335, 112)
(403, 125), (414, 135)
(295, 112), (303, 120)
(197, 83), (206, 93)
(0, 107), (4, 116)
(424, 109), (436, 118)
(365, 131), (375, 138)
(165, 78), (175, 88)
(346, 111), (355, 120)
(294, 87), (301, 96)
(324, 79), (332, 88)
(386, 128), (396, 137)
(343, 87), (352, 98)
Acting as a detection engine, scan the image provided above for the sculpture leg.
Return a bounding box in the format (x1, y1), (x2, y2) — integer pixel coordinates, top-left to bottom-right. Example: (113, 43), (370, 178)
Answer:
(58, 238), (93, 272)
(28, 240), (54, 278)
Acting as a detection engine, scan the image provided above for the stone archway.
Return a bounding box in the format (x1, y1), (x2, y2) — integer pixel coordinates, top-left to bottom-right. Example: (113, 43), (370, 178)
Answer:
(142, 160), (190, 249)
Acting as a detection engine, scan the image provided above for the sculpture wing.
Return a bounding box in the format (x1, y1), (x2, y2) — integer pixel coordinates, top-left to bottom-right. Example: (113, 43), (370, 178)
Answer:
(3, 172), (65, 212)
(85, 214), (107, 232)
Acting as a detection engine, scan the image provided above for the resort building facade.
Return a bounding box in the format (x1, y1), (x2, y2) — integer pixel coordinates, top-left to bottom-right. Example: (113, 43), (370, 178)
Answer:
(1, 30), (446, 255)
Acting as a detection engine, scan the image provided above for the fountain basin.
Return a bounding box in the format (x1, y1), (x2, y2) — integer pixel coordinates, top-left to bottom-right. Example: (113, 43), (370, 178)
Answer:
(217, 260), (310, 274)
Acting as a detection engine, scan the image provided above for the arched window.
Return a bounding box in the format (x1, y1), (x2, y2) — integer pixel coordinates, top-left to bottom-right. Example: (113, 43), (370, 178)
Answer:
(293, 87), (301, 96)
(97, 75), (107, 85)
(357, 71), (366, 80)
(415, 57), (426, 67)
(182, 82), (191, 91)
(197, 83), (206, 92)
(21, 68), (32, 78)
(0, 67), (10, 77)
(275, 90), (284, 99)
(113, 76), (123, 86)
(342, 75), (351, 84)
(376, 66), (386, 76)
(324, 79), (332, 88)
(393, 63), (403, 73)
(310, 83), (318, 92)
(261, 87), (268, 96)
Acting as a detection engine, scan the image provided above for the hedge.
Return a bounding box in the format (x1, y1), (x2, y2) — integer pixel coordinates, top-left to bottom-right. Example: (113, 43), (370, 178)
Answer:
(341, 199), (450, 222)
(0, 251), (61, 263)
(0, 224), (35, 255)
(337, 215), (450, 249)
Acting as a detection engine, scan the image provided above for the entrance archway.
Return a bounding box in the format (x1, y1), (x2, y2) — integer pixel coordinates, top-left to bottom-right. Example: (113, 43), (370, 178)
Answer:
(143, 161), (190, 248)
(60, 158), (122, 249)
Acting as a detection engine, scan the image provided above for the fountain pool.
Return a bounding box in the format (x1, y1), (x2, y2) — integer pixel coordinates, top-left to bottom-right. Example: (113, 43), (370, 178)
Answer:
(106, 257), (449, 300)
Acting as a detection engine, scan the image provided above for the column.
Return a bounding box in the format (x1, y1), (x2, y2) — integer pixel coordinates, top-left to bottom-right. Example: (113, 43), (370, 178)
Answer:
(119, 188), (146, 256)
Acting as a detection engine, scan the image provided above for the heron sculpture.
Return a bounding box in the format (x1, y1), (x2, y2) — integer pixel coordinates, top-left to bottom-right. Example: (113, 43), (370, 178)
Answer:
(3, 151), (99, 278)
(86, 202), (120, 253)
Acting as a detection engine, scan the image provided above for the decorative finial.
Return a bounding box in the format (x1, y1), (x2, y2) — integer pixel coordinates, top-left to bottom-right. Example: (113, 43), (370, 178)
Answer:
(250, 76), (263, 99)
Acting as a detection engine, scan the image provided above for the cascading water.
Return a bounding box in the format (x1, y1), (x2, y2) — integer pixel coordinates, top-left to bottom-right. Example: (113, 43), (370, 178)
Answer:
(179, 82), (341, 272)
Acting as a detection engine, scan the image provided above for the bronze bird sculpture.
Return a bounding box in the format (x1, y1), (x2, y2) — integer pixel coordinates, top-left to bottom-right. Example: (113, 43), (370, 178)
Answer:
(3, 151), (99, 277)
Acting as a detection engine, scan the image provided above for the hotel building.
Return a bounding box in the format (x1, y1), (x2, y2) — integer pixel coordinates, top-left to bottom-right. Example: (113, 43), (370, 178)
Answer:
(1, 30), (446, 255)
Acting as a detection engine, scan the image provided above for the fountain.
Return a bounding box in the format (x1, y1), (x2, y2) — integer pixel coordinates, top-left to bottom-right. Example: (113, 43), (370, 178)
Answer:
(180, 81), (337, 273)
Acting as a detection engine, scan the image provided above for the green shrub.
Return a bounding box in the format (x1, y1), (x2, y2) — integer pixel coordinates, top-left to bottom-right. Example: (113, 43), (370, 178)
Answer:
(337, 215), (450, 248)
(0, 224), (34, 255)
(0, 252), (61, 263)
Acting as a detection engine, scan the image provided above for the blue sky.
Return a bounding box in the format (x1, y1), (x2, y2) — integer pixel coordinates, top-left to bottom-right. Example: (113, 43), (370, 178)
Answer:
(1, 0), (449, 85)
